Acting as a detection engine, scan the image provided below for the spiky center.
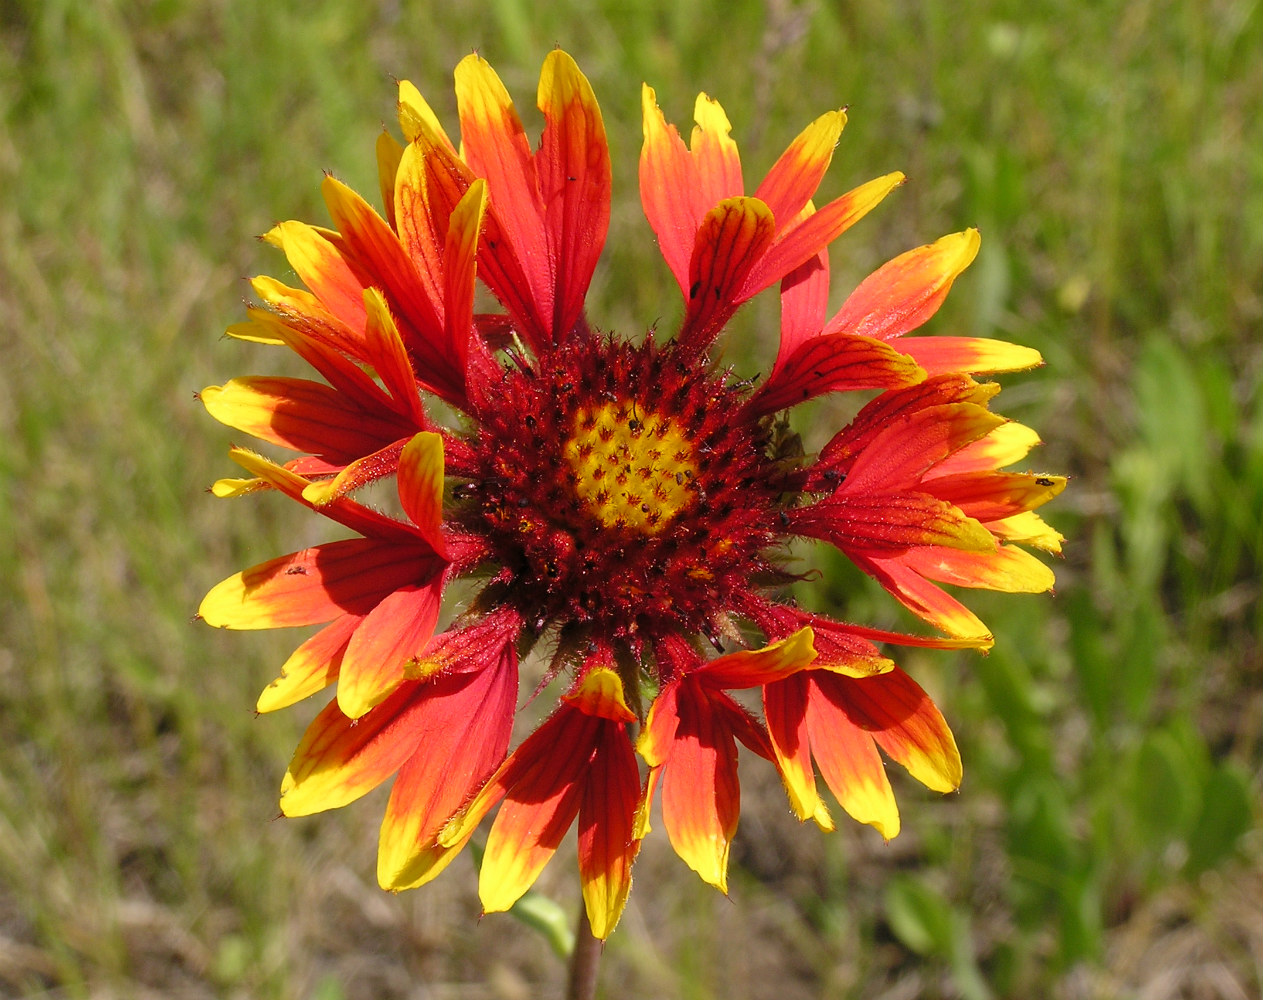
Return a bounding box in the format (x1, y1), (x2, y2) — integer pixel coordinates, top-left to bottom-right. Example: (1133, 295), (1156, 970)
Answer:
(464, 336), (787, 641)
(563, 401), (698, 535)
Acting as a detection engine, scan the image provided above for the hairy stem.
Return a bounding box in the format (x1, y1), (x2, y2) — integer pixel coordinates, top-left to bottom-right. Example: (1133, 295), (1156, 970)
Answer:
(565, 905), (601, 1000)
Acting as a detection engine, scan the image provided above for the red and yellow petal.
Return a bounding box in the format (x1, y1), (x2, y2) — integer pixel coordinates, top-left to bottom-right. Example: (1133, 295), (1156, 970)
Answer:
(775, 249), (829, 373)
(200, 538), (427, 630)
(656, 680), (742, 891)
(321, 177), (448, 387)
(753, 333), (925, 414)
(578, 722), (642, 938)
(442, 179), (488, 376)
(805, 679), (900, 839)
(902, 543), (1056, 594)
(454, 53), (551, 341)
(931, 420), (1042, 476)
(265, 221), (367, 336)
(360, 288), (430, 424)
(794, 492), (997, 554)
(742, 172), (905, 299)
(836, 668), (961, 793)
(377, 643), (518, 890)
(763, 674), (834, 829)
(280, 678), (433, 816)
(694, 628), (817, 689)
(987, 510), (1065, 554)
(397, 78), (454, 149)
(860, 554), (993, 640)
(337, 571), (446, 719)
(639, 84), (699, 295)
(841, 403), (1006, 494)
(200, 376), (408, 462)
(680, 196), (777, 349)
(897, 336), (1044, 375)
(688, 93), (744, 210)
(754, 110), (845, 227)
(824, 230), (981, 342)
(300, 438), (408, 507)
(375, 130), (404, 230)
(396, 432), (447, 556)
(927, 470), (1067, 523)
(537, 49), (611, 339)
(256, 614), (361, 713)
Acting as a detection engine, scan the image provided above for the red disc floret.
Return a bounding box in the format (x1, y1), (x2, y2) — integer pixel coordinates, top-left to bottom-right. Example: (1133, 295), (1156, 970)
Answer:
(458, 334), (787, 642)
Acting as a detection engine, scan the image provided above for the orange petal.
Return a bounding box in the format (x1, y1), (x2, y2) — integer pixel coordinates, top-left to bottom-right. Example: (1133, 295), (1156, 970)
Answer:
(377, 644), (518, 889)
(763, 674), (834, 829)
(200, 539), (429, 630)
(774, 249), (829, 375)
(639, 83), (698, 295)
(281, 678), (431, 816)
(695, 628), (818, 688)
(898, 336), (1044, 375)
(754, 110), (845, 226)
(742, 172), (904, 299)
(257, 614), (360, 713)
(841, 403), (1006, 494)
(860, 554), (993, 639)
(200, 376), (408, 461)
(680, 196), (777, 351)
(337, 572), (446, 719)
(266, 221), (367, 335)
(689, 92), (744, 210)
(753, 332), (925, 414)
(396, 432), (447, 555)
(825, 230), (980, 342)
(578, 724), (642, 939)
(835, 668), (961, 793)
(537, 49), (611, 339)
(658, 680), (741, 891)
(454, 53), (550, 341)
(805, 678), (900, 839)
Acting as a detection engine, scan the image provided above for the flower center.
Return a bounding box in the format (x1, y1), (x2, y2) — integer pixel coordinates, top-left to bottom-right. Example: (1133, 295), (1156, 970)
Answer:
(563, 401), (698, 535)
(463, 336), (789, 642)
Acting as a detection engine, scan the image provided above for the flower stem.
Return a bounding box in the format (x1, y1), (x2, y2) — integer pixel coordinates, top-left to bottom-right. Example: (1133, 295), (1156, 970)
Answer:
(565, 905), (601, 1000)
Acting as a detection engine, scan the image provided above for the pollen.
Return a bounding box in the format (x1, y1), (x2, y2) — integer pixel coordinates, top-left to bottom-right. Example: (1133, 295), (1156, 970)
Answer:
(564, 401), (698, 534)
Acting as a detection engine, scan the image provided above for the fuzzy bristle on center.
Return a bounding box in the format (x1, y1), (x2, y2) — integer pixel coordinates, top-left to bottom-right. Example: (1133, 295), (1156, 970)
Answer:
(563, 401), (698, 534)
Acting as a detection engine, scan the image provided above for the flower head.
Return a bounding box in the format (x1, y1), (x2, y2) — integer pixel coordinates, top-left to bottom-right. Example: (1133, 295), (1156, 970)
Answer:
(200, 49), (1062, 938)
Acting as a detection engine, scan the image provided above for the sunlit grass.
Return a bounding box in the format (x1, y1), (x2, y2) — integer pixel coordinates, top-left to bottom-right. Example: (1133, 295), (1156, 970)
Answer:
(2, 0), (1261, 997)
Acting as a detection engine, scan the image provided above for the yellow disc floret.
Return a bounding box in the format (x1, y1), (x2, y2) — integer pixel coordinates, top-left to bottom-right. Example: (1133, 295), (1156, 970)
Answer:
(564, 400), (698, 535)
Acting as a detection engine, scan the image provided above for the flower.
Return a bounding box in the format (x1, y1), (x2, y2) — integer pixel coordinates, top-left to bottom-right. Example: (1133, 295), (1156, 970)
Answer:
(199, 49), (1063, 939)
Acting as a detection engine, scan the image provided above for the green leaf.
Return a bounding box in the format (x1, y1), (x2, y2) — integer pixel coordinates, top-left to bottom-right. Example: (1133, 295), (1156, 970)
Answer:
(885, 877), (954, 957)
(1185, 765), (1255, 874)
(1131, 730), (1199, 844)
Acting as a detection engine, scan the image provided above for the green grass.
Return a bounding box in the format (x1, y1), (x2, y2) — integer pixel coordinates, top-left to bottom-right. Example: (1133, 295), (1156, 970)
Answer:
(2, 0), (1261, 997)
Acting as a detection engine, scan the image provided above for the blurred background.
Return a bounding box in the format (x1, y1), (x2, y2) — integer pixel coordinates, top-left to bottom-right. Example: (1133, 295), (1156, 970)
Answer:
(2, 0), (1261, 997)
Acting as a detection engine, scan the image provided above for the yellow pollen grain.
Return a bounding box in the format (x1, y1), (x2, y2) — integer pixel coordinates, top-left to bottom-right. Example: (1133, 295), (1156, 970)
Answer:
(563, 401), (698, 535)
